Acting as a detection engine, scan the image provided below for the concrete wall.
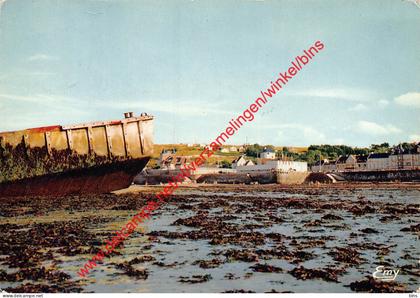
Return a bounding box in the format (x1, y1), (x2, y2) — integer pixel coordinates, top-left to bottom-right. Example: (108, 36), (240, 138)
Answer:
(196, 172), (276, 184)
(135, 168), (306, 185)
(134, 167), (238, 184)
(311, 163), (336, 172)
(277, 171), (309, 184)
(304, 172), (335, 184)
(338, 169), (420, 182)
(192, 168), (236, 175)
(133, 169), (189, 185)
(237, 160), (307, 173)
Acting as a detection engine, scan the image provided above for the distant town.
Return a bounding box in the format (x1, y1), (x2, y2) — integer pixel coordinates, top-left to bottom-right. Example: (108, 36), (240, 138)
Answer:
(134, 142), (420, 185)
(150, 142), (420, 172)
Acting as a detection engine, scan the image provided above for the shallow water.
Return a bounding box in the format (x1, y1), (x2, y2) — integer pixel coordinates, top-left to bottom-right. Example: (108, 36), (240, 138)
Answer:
(1, 185), (419, 293)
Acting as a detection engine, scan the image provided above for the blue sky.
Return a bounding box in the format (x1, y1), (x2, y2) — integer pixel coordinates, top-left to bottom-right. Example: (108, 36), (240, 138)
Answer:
(0, 0), (419, 147)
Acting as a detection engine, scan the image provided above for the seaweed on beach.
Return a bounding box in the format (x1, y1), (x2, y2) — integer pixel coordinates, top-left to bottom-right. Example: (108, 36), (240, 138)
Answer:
(0, 183), (419, 292)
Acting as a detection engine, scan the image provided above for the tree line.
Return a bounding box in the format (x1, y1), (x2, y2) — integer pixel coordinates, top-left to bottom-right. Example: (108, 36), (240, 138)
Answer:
(244, 142), (418, 166)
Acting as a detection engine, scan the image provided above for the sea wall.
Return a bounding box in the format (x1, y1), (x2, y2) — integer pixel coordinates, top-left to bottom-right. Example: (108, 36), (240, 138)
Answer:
(133, 169), (190, 185)
(277, 172), (309, 184)
(135, 169), (303, 185)
(196, 172), (276, 184)
(303, 172), (335, 184)
(337, 169), (420, 182)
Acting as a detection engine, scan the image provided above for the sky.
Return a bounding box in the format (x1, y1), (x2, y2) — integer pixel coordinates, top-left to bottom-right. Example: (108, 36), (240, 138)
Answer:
(0, 0), (419, 147)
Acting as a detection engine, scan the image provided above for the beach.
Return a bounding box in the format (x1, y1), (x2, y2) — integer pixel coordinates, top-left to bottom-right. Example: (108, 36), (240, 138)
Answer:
(0, 183), (419, 293)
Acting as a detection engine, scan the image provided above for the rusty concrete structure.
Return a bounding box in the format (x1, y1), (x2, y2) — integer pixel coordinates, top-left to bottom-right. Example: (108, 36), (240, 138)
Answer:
(0, 113), (154, 196)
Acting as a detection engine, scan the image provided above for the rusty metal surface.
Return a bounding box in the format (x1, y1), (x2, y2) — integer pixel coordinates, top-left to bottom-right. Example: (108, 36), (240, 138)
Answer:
(0, 113), (154, 196)
(0, 158), (149, 197)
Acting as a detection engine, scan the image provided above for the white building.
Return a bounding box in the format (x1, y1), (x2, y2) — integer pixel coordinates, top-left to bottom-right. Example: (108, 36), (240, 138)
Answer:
(244, 160), (255, 166)
(232, 155), (247, 168)
(344, 155), (357, 170)
(354, 155), (368, 170)
(324, 162), (338, 172)
(388, 153), (420, 170)
(236, 160), (307, 173)
(311, 159), (330, 172)
(260, 147), (276, 159)
(310, 144), (420, 172)
(366, 153), (390, 171)
(335, 155), (350, 171)
(341, 154), (368, 171)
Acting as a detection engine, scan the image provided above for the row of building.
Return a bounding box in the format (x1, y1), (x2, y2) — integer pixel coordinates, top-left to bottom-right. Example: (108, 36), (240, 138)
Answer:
(311, 150), (420, 172)
(232, 155), (307, 173)
(159, 147), (307, 173)
(159, 144), (420, 174)
(184, 143), (246, 153)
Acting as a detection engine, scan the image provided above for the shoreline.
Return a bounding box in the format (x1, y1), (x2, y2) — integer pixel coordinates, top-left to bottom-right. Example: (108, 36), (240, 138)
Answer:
(113, 181), (420, 195)
(1, 182), (418, 293)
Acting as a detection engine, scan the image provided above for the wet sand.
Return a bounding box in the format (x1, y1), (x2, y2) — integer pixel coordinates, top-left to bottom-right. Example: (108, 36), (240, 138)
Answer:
(0, 183), (419, 293)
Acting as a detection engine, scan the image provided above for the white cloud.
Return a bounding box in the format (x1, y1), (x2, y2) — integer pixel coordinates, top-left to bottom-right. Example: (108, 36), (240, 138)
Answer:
(0, 93), (90, 131)
(331, 138), (345, 145)
(20, 71), (56, 77)
(0, 0), (6, 11)
(100, 99), (231, 116)
(0, 92), (229, 119)
(287, 88), (376, 102)
(394, 92), (420, 108)
(28, 54), (59, 62)
(0, 0), (7, 22)
(0, 70), (55, 81)
(404, 0), (420, 9)
(0, 93), (73, 105)
(349, 103), (368, 111)
(409, 134), (420, 142)
(269, 123), (326, 144)
(378, 99), (389, 108)
(288, 88), (390, 109)
(301, 126), (326, 143)
(356, 120), (402, 135)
